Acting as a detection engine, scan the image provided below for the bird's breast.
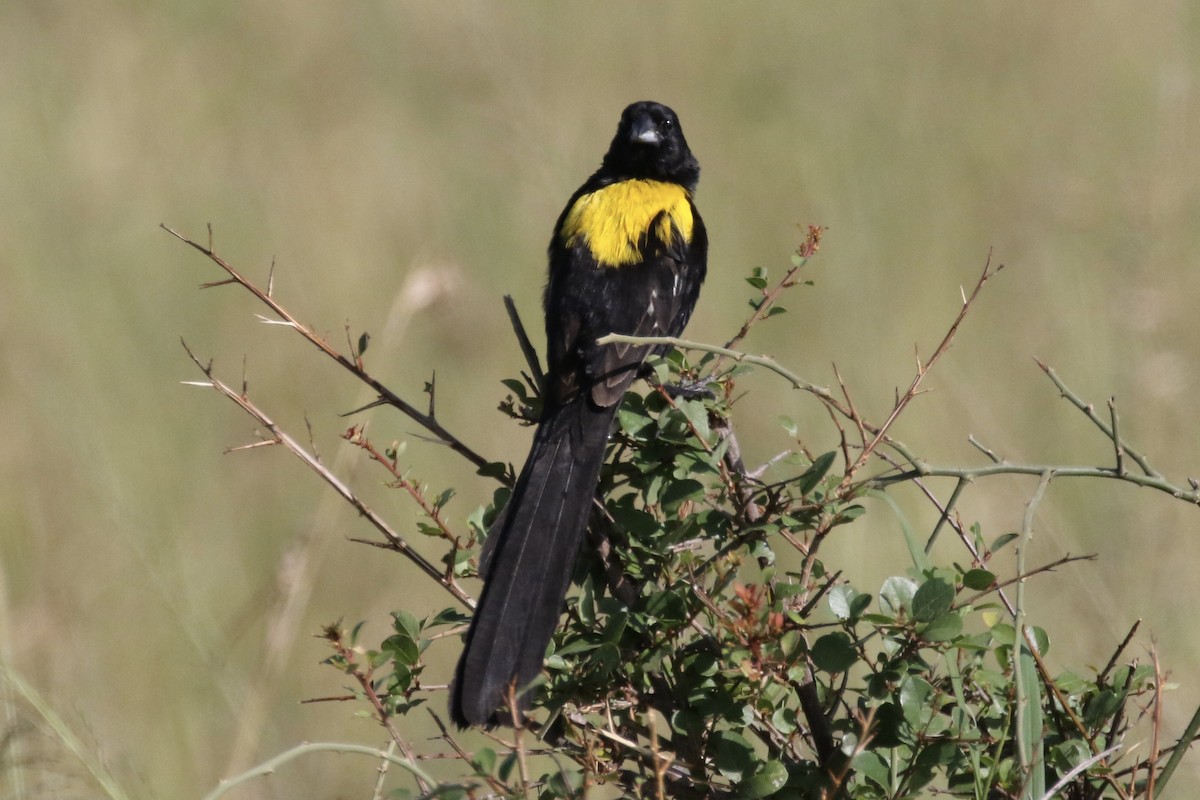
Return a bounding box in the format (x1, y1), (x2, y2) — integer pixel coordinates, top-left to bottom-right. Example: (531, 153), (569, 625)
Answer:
(559, 179), (693, 268)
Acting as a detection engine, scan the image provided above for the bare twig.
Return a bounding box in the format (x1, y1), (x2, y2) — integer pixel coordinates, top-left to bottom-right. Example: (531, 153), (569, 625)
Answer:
(1155, 699), (1200, 793)
(968, 434), (1002, 464)
(596, 333), (836, 401)
(1035, 745), (1123, 800)
(180, 339), (473, 609)
(841, 252), (1001, 486)
(503, 295), (544, 389)
(1148, 645), (1163, 799)
(509, 684), (532, 799)
(1098, 620), (1142, 685)
(873, 457), (1200, 505)
(721, 225), (823, 356)
(427, 710), (511, 796)
(1014, 470), (1053, 789)
(346, 427), (462, 546)
(324, 629), (431, 795)
(1108, 397), (1126, 476)
(163, 224), (492, 473)
(1036, 359), (1161, 479)
(959, 553), (1096, 607)
(371, 740), (398, 800)
(200, 742), (435, 800)
(923, 476), (967, 553)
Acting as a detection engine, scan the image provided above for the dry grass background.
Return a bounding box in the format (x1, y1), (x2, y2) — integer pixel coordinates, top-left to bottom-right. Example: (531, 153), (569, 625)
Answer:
(1, 2), (1198, 797)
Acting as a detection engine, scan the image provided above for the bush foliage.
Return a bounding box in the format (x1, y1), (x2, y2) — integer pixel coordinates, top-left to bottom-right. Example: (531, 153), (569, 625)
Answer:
(172, 226), (1199, 800)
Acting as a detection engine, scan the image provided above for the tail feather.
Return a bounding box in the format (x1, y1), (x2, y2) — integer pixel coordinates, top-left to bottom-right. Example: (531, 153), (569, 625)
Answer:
(451, 398), (616, 727)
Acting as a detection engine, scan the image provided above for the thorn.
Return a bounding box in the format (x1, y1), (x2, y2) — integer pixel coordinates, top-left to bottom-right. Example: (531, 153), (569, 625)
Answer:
(267, 257), (276, 298)
(199, 278), (238, 289)
(960, 285), (967, 304)
(180, 381), (215, 388)
(207, 222), (213, 252)
(255, 314), (296, 327)
(340, 397), (389, 417)
(1189, 478), (1199, 491)
(224, 439), (279, 454)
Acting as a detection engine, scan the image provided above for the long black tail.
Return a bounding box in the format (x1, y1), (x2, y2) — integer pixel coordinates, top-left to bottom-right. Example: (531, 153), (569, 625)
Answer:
(450, 396), (617, 727)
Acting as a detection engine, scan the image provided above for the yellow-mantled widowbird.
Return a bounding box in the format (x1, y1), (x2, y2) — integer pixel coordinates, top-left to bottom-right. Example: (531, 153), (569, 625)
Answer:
(451, 101), (707, 727)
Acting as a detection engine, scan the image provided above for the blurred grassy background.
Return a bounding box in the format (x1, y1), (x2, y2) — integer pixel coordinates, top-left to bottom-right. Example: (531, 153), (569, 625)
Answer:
(1, 1), (1198, 796)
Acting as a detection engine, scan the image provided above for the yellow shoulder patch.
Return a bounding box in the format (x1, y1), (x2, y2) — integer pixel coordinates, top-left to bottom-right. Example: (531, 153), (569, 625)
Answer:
(560, 180), (694, 268)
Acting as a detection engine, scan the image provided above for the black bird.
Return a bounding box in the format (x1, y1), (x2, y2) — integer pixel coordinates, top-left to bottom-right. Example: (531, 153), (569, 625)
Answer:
(451, 101), (707, 727)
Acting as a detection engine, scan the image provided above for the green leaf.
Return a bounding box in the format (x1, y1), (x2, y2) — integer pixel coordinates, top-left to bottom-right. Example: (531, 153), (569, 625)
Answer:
(499, 378), (527, 396)
(381, 633), (419, 667)
(550, 639), (596, 658)
(738, 759), (788, 798)
(713, 730), (756, 781)
(425, 607), (467, 629)
(829, 586), (871, 621)
(1083, 689), (1125, 729)
(1054, 670), (1091, 695)
(836, 504), (866, 522)
(391, 610), (421, 640)
(828, 585), (858, 621)
(661, 479), (706, 514)
(778, 415), (798, 437)
(472, 746), (496, 775)
(796, 451), (837, 495)
(990, 623), (1016, 646)
(854, 750), (890, 790)
(770, 704), (797, 735)
(676, 398), (712, 440)
(476, 460), (509, 479)
(990, 531), (1019, 553)
(357, 331), (370, 355)
(745, 267), (769, 289)
(1050, 738), (1090, 771)
(577, 575), (595, 626)
(607, 502), (661, 540)
(879, 576), (918, 618)
(1015, 646), (1045, 798)
(912, 578), (954, 622)
(416, 521), (442, 537)
(921, 612), (963, 642)
(962, 568), (996, 590)
(811, 632), (858, 673)
(899, 675), (934, 727)
(498, 751), (517, 782)
(433, 487), (455, 510)
(601, 610), (628, 644)
(1026, 625), (1050, 656)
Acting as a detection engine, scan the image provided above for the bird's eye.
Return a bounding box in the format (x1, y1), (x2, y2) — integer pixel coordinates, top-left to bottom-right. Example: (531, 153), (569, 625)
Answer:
(662, 118), (674, 128)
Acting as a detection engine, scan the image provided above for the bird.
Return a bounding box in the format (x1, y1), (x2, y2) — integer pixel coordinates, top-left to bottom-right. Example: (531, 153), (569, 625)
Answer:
(450, 101), (707, 728)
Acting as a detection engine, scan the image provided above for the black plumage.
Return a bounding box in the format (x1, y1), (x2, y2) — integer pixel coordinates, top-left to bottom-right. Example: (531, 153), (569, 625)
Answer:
(451, 101), (707, 727)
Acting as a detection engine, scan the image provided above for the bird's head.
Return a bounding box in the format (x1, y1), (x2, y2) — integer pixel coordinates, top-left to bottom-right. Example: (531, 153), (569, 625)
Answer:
(601, 101), (699, 190)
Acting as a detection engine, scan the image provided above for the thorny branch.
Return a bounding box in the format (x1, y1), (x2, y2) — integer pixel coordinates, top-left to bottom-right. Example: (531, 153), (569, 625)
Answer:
(321, 626), (432, 795)
(172, 222), (1200, 796)
(162, 224), (494, 474)
(179, 339), (474, 609)
(600, 252), (1200, 508)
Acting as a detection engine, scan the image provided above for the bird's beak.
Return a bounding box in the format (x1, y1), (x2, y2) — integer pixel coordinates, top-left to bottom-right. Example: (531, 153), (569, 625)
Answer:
(630, 116), (661, 145)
